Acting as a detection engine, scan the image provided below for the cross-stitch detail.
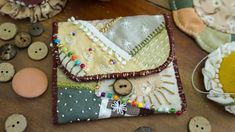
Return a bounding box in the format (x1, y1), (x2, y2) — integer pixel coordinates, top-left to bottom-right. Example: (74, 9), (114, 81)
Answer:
(99, 17), (122, 33)
(130, 24), (165, 56)
(193, 0), (235, 34)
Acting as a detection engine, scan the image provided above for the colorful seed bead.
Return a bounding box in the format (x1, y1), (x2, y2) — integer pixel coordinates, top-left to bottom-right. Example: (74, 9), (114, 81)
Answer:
(109, 59), (116, 65)
(137, 103), (143, 108)
(75, 60), (81, 66)
(53, 39), (60, 44)
(95, 85), (100, 89)
(80, 64), (85, 69)
(107, 93), (113, 99)
(113, 95), (119, 100)
(144, 102), (151, 109)
(176, 111), (182, 116)
(62, 47), (68, 53)
(96, 92), (101, 97)
(68, 52), (73, 57)
(157, 108), (163, 112)
(101, 92), (106, 97)
(88, 48), (93, 52)
(121, 98), (127, 103)
(132, 101), (137, 107)
(71, 55), (78, 61)
(170, 108), (176, 113)
(127, 100), (132, 104)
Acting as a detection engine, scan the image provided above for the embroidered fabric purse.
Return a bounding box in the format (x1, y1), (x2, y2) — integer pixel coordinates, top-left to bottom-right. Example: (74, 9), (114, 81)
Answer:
(170, 0), (235, 52)
(51, 14), (186, 124)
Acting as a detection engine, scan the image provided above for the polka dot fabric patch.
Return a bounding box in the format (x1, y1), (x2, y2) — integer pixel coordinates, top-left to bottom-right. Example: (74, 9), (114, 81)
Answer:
(170, 0), (235, 53)
(51, 15), (186, 124)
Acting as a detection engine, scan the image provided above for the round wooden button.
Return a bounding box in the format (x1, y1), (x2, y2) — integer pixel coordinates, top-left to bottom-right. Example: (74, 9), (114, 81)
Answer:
(14, 32), (32, 48)
(135, 126), (154, 132)
(189, 116), (211, 132)
(5, 114), (27, 132)
(0, 62), (15, 82)
(12, 68), (48, 98)
(0, 44), (17, 61)
(29, 23), (43, 36)
(0, 22), (17, 40)
(28, 41), (48, 60)
(113, 79), (133, 96)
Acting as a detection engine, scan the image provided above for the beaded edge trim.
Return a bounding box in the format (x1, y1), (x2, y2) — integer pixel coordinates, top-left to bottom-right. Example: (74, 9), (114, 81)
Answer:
(51, 14), (187, 124)
(52, 15), (174, 82)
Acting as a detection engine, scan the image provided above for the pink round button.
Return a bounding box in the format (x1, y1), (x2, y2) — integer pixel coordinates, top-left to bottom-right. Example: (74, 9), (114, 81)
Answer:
(12, 68), (48, 98)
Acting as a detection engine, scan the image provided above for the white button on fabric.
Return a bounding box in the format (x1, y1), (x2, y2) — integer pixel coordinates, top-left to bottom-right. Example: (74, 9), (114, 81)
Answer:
(189, 116), (211, 132)
(5, 114), (27, 132)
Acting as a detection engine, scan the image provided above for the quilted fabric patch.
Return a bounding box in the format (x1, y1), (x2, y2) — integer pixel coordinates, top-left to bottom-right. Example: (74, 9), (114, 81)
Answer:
(51, 14), (186, 124)
(170, 0), (235, 53)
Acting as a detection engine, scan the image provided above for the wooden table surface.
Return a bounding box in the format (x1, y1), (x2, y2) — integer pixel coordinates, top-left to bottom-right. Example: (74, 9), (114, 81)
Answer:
(0, 0), (234, 131)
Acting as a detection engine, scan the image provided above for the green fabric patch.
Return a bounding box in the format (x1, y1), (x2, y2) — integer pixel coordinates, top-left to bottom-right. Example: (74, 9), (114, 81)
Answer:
(57, 88), (101, 123)
(57, 68), (97, 91)
(196, 27), (231, 52)
(232, 34), (235, 42)
(169, 0), (193, 10)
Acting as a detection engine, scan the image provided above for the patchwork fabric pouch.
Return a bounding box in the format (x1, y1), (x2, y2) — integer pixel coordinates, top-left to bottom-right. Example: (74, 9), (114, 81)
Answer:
(170, 0), (235, 52)
(51, 14), (186, 124)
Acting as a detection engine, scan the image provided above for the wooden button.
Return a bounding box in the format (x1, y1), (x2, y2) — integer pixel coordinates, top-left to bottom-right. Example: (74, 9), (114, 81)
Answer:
(189, 116), (211, 132)
(113, 79), (132, 96)
(14, 32), (32, 48)
(29, 23), (43, 36)
(0, 62), (15, 82)
(0, 22), (17, 40)
(5, 114), (27, 132)
(12, 68), (48, 98)
(0, 44), (17, 61)
(135, 126), (154, 132)
(28, 41), (48, 60)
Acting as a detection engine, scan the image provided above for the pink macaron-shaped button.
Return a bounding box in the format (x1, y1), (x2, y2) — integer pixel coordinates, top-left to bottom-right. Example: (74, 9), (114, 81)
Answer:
(12, 67), (48, 98)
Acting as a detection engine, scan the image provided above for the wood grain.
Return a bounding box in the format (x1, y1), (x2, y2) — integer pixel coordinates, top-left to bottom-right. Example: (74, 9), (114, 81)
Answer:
(0, 0), (234, 132)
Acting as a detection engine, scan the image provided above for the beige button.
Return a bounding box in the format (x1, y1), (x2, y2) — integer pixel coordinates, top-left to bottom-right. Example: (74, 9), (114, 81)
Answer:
(113, 79), (133, 96)
(5, 114), (27, 132)
(0, 22), (17, 40)
(189, 116), (211, 132)
(0, 62), (15, 82)
(28, 41), (48, 60)
(12, 67), (48, 98)
(14, 32), (32, 48)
